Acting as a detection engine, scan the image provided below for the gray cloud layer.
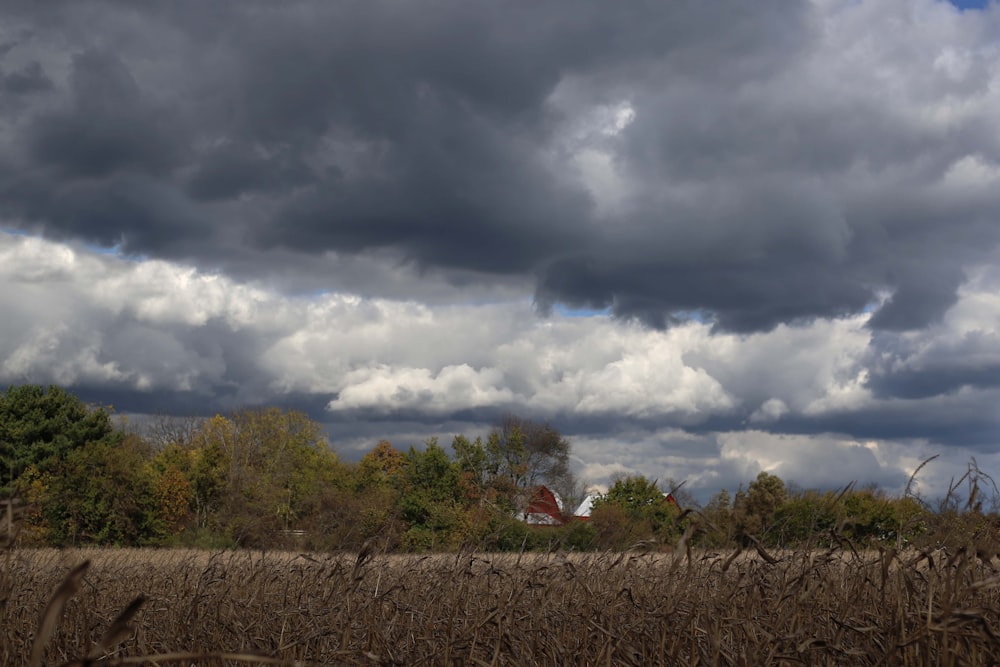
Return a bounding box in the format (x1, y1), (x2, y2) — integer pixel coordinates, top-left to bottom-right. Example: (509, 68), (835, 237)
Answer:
(1, 1), (999, 500)
(2, 231), (999, 499)
(2, 1), (998, 330)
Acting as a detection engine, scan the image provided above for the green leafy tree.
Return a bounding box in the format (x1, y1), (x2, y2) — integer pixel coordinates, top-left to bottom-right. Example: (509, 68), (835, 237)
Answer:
(174, 408), (345, 547)
(772, 490), (839, 548)
(842, 487), (926, 546)
(591, 475), (680, 549)
(302, 440), (406, 552)
(461, 415), (578, 520)
(39, 435), (161, 546)
(398, 439), (467, 550)
(698, 489), (735, 547)
(402, 439), (460, 503)
(452, 434), (489, 500)
(735, 472), (787, 543)
(0, 385), (118, 494)
(184, 416), (231, 530)
(356, 440), (407, 490)
(487, 415), (573, 492)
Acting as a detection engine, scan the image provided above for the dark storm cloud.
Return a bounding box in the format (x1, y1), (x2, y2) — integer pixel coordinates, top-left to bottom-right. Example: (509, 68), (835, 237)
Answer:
(788, 405), (1000, 451)
(536, 252), (874, 332)
(2, 171), (212, 253)
(0, 43), (206, 254)
(28, 49), (180, 179)
(866, 328), (1000, 400)
(1, 60), (52, 94)
(870, 365), (1000, 400)
(1, 0), (999, 334)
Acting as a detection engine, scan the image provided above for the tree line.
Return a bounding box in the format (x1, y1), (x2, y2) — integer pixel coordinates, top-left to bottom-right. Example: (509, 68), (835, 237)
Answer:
(2, 385), (996, 552)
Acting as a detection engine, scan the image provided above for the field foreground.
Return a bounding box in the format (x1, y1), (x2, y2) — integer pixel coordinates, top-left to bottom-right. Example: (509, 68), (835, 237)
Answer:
(4, 546), (1000, 665)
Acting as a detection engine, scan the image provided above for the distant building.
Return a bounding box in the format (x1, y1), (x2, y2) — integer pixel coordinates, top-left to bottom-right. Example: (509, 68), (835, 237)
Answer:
(520, 486), (681, 525)
(572, 492), (679, 521)
(521, 485), (565, 526)
(573, 495), (595, 519)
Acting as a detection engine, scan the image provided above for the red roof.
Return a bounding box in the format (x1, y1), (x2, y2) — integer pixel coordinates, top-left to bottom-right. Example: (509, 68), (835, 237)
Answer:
(523, 485), (565, 525)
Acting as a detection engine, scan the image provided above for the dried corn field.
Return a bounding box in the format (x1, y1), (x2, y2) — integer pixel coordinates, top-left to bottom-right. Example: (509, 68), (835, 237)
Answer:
(4, 546), (1000, 666)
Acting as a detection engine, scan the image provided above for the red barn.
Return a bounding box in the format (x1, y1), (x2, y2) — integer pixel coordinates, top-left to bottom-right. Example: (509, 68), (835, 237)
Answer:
(521, 485), (565, 526)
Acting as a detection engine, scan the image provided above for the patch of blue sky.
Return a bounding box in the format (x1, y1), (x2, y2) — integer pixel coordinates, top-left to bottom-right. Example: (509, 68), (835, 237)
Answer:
(553, 303), (612, 318)
(296, 288), (332, 300)
(82, 239), (149, 263)
(671, 309), (712, 324)
(949, 0), (991, 10)
(550, 304), (715, 323)
(2, 229), (149, 263)
(83, 241), (120, 256)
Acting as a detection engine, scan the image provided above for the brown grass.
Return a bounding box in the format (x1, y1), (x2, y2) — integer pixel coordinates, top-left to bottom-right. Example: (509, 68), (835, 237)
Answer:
(3, 545), (1000, 665)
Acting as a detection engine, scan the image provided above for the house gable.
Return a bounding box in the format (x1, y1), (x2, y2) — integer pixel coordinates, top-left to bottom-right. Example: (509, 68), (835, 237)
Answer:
(522, 485), (565, 526)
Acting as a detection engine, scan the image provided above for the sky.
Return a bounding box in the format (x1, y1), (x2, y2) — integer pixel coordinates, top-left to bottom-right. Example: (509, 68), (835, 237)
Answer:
(1, 0), (999, 503)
